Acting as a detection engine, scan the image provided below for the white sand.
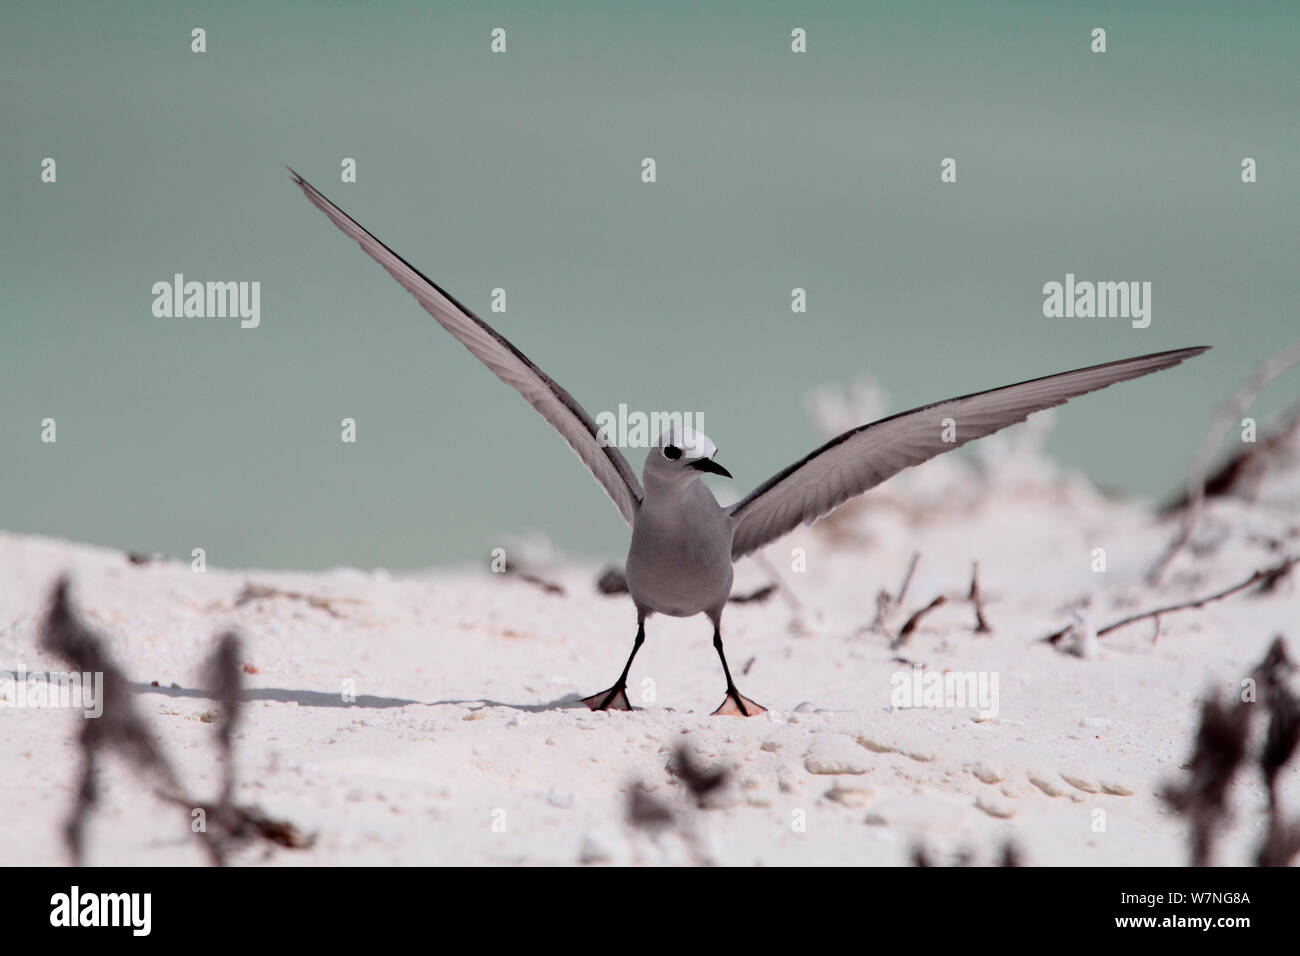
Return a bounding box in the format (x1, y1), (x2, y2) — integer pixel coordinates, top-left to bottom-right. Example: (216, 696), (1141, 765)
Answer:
(2, 413), (1297, 866)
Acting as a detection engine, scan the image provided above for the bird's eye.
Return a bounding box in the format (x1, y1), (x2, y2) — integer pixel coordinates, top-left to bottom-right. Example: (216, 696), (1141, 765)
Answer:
(663, 445), (682, 460)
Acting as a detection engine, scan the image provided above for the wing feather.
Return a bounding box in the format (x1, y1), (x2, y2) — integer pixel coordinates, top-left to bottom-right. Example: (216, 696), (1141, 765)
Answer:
(289, 169), (643, 525)
(728, 347), (1209, 559)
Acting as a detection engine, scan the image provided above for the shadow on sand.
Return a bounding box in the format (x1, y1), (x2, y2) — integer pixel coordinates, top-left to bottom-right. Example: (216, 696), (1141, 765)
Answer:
(131, 681), (586, 712)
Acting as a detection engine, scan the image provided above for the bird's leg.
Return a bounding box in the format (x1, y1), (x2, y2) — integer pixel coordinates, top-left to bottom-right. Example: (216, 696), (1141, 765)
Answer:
(710, 625), (767, 717)
(581, 620), (645, 711)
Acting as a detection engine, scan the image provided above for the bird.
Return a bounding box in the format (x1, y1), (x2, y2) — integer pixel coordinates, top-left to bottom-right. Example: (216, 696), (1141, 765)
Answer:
(288, 168), (1208, 717)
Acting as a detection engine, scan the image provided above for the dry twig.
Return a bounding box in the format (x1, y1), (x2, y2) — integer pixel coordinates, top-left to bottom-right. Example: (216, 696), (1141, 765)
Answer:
(235, 583), (359, 618)
(895, 551), (921, 606)
(1149, 340), (1300, 584)
(891, 596), (947, 649)
(1045, 555), (1297, 646)
(968, 562), (992, 634)
(41, 578), (314, 865)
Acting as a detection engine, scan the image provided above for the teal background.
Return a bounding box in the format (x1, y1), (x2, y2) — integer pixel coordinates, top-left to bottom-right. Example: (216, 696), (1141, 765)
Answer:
(2, 1), (1296, 570)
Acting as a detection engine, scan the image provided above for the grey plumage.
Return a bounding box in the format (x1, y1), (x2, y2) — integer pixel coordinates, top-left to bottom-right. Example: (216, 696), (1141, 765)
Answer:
(289, 169), (643, 526)
(289, 168), (1208, 716)
(727, 346), (1207, 560)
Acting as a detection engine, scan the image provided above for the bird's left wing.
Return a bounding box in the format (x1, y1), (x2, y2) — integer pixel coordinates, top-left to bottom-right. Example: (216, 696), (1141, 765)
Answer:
(289, 169), (644, 525)
(728, 346), (1208, 560)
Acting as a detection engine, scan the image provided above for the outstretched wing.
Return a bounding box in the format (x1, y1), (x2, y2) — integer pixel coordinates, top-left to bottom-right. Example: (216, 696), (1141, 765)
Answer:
(289, 169), (643, 525)
(728, 346), (1209, 559)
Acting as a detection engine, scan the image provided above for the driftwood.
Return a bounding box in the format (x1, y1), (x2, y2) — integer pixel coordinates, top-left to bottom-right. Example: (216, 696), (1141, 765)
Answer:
(41, 579), (314, 865)
(501, 563), (566, 595)
(235, 582), (360, 618)
(1149, 340), (1300, 584)
(1045, 555), (1297, 646)
(886, 560), (993, 649)
(1161, 637), (1300, 867)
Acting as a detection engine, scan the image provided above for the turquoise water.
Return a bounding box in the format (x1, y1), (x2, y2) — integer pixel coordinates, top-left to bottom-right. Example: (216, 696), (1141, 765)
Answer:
(2, 2), (1296, 569)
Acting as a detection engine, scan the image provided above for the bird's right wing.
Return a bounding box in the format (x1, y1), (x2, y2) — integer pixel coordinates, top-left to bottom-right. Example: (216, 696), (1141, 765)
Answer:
(289, 169), (643, 525)
(728, 346), (1209, 560)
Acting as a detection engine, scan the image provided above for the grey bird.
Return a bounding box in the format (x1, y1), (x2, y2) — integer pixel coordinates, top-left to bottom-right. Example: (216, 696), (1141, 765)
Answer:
(289, 169), (1208, 716)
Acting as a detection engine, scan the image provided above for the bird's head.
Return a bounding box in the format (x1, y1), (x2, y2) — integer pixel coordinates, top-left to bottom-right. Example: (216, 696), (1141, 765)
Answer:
(644, 424), (732, 486)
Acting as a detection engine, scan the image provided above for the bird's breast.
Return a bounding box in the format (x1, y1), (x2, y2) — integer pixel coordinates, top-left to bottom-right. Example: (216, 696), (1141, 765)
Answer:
(626, 494), (734, 617)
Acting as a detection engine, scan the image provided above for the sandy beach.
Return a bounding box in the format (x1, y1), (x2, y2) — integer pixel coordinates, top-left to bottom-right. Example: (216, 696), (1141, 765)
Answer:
(3, 405), (1296, 867)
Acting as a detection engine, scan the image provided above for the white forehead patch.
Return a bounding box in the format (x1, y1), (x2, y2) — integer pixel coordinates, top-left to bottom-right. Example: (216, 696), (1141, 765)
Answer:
(656, 423), (717, 459)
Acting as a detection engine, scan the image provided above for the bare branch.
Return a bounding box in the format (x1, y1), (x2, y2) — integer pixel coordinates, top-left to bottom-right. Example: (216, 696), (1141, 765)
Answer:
(891, 596), (947, 649)
(235, 583), (360, 618)
(1046, 555), (1298, 645)
(895, 551), (921, 606)
(968, 562), (992, 633)
(1149, 340), (1300, 584)
(728, 584), (777, 604)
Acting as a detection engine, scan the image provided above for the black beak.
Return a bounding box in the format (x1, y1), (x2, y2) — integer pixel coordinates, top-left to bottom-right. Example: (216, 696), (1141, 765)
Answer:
(688, 458), (732, 479)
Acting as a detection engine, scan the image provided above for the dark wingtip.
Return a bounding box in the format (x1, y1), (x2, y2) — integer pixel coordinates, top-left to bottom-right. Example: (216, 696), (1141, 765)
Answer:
(1156, 345), (1210, 359)
(1146, 345), (1211, 367)
(1173, 345), (1212, 364)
